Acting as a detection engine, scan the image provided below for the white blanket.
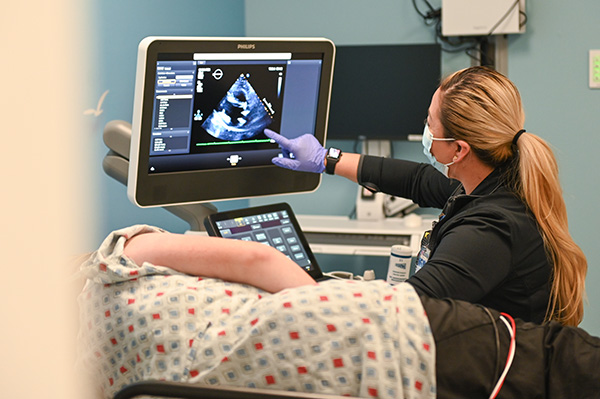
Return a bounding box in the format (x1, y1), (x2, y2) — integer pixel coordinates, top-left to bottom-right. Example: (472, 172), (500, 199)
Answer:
(78, 225), (436, 399)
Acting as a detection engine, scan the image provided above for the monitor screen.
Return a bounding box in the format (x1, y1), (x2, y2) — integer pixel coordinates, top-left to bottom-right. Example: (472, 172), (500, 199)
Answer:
(128, 37), (335, 207)
(327, 44), (441, 141)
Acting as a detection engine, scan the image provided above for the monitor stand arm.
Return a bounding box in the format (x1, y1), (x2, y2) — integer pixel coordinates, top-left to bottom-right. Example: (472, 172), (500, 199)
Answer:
(101, 120), (217, 231)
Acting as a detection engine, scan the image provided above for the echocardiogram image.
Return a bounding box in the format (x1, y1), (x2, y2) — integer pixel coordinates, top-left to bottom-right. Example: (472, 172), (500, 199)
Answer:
(190, 62), (285, 156)
(202, 74), (273, 141)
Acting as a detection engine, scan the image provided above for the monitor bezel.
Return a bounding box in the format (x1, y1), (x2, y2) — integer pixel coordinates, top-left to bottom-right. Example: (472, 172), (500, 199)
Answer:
(128, 36), (335, 207)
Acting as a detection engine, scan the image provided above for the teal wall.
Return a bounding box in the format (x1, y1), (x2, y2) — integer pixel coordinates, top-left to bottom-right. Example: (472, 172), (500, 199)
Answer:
(508, 1), (600, 334)
(91, 0), (247, 241)
(244, 0), (600, 335)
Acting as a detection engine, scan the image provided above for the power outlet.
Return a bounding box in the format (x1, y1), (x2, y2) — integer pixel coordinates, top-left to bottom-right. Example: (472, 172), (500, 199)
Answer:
(590, 50), (600, 89)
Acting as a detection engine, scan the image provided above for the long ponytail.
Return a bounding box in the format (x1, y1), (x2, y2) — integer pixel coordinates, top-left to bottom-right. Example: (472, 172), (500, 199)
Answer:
(513, 134), (587, 325)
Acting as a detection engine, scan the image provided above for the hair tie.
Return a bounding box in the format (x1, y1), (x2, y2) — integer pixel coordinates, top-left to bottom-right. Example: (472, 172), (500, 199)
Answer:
(512, 129), (526, 145)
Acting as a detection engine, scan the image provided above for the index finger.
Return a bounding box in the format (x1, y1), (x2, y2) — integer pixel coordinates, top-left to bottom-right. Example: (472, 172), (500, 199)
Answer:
(264, 129), (291, 148)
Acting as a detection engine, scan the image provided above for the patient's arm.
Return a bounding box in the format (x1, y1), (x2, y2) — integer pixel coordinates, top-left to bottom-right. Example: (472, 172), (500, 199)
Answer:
(123, 232), (318, 293)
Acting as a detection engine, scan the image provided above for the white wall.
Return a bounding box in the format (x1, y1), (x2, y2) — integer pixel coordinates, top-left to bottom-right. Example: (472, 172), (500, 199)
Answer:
(0, 1), (95, 397)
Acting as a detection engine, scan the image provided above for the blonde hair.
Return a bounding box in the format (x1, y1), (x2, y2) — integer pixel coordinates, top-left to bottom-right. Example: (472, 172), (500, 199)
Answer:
(438, 66), (587, 326)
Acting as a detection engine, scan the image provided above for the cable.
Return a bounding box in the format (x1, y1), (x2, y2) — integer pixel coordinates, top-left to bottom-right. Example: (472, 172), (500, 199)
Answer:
(411, 0), (528, 67)
(519, 10), (528, 29)
(324, 271), (357, 280)
(489, 313), (516, 399)
(477, 305), (501, 391)
(323, 270), (376, 281)
(411, 0), (439, 24)
(487, 0), (521, 36)
(412, 0), (479, 57)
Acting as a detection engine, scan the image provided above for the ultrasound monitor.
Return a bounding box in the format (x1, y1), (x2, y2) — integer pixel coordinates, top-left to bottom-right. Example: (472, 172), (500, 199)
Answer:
(128, 37), (335, 207)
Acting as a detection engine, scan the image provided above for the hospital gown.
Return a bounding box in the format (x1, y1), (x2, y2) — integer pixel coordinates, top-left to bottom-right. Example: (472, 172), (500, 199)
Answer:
(78, 225), (436, 399)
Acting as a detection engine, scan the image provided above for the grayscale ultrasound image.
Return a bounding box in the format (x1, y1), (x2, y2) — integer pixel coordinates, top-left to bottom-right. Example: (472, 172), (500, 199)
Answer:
(202, 74), (273, 141)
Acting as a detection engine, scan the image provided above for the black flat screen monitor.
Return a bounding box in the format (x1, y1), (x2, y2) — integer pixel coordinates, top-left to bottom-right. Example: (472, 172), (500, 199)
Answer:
(327, 44), (441, 141)
(128, 37), (335, 207)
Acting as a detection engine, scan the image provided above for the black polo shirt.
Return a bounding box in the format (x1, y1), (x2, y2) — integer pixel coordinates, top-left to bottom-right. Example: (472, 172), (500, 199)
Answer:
(358, 156), (552, 323)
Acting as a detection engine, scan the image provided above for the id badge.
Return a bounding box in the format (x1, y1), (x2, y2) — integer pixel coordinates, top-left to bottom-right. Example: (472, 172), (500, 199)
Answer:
(415, 230), (432, 274)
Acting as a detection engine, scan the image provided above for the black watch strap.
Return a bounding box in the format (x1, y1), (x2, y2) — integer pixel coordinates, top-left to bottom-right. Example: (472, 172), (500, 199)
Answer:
(325, 147), (342, 175)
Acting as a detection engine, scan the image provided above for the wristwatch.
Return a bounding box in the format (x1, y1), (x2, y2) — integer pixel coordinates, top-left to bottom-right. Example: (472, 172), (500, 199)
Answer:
(325, 147), (342, 175)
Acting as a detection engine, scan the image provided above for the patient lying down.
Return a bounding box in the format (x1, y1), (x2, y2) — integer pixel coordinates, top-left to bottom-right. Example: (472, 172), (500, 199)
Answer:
(79, 225), (600, 399)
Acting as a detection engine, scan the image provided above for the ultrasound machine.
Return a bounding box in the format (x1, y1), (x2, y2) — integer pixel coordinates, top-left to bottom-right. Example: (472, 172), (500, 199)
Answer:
(103, 36), (335, 228)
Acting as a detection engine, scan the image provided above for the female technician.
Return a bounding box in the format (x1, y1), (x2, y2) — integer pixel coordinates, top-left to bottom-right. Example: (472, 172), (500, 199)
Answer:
(264, 66), (587, 326)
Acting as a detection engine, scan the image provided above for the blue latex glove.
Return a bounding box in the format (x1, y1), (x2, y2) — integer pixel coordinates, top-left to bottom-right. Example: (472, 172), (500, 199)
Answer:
(264, 129), (327, 173)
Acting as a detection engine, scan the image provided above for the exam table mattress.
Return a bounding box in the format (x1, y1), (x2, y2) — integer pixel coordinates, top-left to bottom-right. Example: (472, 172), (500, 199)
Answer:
(78, 225), (436, 399)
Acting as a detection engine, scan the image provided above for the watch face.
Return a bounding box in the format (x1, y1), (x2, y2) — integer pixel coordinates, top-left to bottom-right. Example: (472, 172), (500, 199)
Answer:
(328, 147), (341, 159)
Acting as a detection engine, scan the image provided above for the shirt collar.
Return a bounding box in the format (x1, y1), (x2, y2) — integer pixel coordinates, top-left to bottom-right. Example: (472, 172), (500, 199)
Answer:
(470, 167), (505, 196)
(450, 167), (506, 200)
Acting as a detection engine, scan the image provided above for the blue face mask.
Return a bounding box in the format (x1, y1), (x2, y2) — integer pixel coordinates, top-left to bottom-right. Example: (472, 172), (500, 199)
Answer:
(422, 124), (455, 177)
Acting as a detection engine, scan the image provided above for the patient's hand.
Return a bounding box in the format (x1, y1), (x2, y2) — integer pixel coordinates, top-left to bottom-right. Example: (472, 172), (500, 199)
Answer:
(124, 232), (318, 293)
